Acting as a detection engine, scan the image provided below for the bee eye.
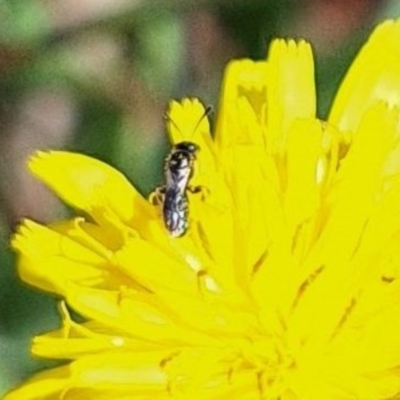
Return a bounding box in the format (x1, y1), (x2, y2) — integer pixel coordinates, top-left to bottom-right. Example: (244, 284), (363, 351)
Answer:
(188, 143), (199, 153)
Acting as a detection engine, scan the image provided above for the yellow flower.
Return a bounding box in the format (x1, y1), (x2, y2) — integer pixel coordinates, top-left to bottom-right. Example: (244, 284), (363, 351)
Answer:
(6, 18), (400, 400)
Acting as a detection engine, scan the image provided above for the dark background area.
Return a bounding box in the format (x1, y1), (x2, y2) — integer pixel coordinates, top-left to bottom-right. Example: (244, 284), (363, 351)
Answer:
(0, 0), (399, 394)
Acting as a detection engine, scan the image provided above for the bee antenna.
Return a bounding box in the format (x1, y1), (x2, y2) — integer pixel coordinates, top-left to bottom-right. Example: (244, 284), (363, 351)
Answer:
(164, 111), (183, 136)
(191, 104), (213, 137)
(205, 105), (213, 116)
(164, 102), (213, 139)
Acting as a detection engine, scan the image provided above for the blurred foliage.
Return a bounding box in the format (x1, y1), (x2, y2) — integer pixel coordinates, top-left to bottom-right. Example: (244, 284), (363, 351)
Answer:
(0, 0), (399, 396)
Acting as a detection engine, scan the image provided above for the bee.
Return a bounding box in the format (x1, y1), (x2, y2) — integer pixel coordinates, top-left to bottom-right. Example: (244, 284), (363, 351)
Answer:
(151, 105), (211, 237)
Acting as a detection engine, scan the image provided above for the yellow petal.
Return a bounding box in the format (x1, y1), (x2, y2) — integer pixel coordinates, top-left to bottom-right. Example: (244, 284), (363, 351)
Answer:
(32, 302), (165, 359)
(166, 98), (210, 144)
(115, 238), (200, 295)
(63, 284), (220, 347)
(4, 352), (170, 400)
(266, 39), (316, 153)
(12, 219), (109, 294)
(317, 102), (396, 266)
(283, 119), (322, 232)
(28, 151), (154, 230)
(215, 59), (269, 149)
(288, 103), (398, 345)
(3, 367), (68, 400)
(329, 19), (400, 133)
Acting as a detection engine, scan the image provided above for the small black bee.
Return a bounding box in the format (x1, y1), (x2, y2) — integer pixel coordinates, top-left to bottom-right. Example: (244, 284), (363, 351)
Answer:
(151, 105), (211, 237)
(161, 141), (200, 237)
(151, 141), (200, 237)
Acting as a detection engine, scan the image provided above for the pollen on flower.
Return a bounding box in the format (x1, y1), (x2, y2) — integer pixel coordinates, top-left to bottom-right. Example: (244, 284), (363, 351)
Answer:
(6, 17), (400, 400)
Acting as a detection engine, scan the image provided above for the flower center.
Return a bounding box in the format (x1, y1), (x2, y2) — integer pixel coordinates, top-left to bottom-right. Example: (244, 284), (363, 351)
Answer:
(231, 335), (295, 397)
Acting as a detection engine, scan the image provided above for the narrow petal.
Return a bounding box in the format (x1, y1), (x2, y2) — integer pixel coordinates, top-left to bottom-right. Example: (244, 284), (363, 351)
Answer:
(32, 302), (165, 359)
(4, 352), (170, 400)
(12, 220), (109, 294)
(167, 98), (211, 146)
(28, 151), (154, 230)
(63, 284), (221, 347)
(115, 238), (200, 295)
(283, 119), (322, 232)
(215, 59), (269, 149)
(288, 103), (398, 343)
(3, 367), (69, 400)
(266, 39), (316, 153)
(317, 102), (396, 267)
(329, 19), (400, 133)
(216, 97), (281, 276)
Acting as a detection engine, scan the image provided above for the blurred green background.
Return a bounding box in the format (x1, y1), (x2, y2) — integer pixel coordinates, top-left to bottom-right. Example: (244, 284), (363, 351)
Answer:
(0, 0), (400, 395)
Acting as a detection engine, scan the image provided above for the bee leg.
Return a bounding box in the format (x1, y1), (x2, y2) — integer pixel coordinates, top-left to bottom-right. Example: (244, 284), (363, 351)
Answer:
(188, 185), (209, 200)
(148, 186), (166, 205)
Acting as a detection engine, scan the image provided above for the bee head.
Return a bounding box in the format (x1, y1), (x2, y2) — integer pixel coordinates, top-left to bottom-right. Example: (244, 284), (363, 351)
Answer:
(173, 141), (200, 155)
(167, 141), (199, 172)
